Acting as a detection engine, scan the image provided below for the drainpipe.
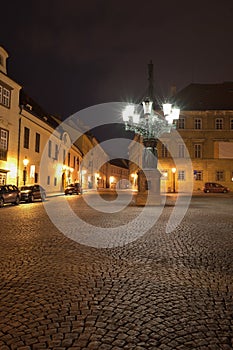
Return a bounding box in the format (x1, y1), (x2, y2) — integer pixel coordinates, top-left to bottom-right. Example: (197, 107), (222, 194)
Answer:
(17, 105), (23, 187)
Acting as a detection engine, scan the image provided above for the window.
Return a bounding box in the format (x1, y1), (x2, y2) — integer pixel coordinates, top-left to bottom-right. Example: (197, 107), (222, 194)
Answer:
(216, 171), (224, 181)
(215, 118), (223, 130)
(0, 128), (9, 160)
(194, 118), (202, 129)
(48, 140), (52, 158)
(230, 119), (233, 130)
(30, 165), (35, 179)
(47, 176), (50, 185)
(0, 172), (7, 185)
(194, 144), (202, 158)
(35, 133), (40, 153)
(54, 177), (57, 186)
(68, 152), (70, 166)
(35, 173), (38, 183)
(194, 170), (203, 181)
(73, 156), (76, 168)
(161, 144), (168, 158)
(177, 118), (185, 129)
(55, 144), (59, 160)
(178, 144), (185, 158)
(63, 149), (66, 164)
(178, 170), (185, 180)
(2, 88), (10, 107)
(0, 83), (11, 108)
(161, 170), (168, 180)
(24, 127), (30, 149)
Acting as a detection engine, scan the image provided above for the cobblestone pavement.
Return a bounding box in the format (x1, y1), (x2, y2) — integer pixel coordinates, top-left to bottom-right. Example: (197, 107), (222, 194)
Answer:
(0, 192), (233, 350)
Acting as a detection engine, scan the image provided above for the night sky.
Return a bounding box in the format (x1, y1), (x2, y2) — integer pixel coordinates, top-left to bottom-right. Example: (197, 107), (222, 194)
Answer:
(1, 1), (233, 135)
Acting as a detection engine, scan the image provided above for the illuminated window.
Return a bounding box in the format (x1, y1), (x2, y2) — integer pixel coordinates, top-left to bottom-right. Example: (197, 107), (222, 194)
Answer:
(194, 171), (203, 181)
(215, 118), (223, 130)
(0, 172), (7, 185)
(161, 170), (168, 180)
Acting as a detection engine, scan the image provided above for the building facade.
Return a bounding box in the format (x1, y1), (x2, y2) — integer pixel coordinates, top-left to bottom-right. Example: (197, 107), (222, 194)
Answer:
(0, 46), (110, 193)
(0, 46), (130, 193)
(129, 83), (233, 193)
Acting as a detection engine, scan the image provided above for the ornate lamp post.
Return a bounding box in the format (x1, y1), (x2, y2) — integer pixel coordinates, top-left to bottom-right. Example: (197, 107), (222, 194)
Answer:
(172, 167), (177, 193)
(122, 62), (180, 205)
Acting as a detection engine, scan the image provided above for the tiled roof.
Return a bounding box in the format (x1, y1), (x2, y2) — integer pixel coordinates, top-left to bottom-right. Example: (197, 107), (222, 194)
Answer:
(173, 82), (233, 111)
(19, 89), (60, 129)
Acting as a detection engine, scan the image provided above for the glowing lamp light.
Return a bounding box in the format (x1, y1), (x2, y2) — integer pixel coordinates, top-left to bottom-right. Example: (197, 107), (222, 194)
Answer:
(171, 107), (180, 120)
(132, 113), (140, 124)
(163, 103), (172, 116)
(23, 157), (29, 167)
(122, 105), (134, 122)
(172, 167), (176, 174)
(142, 100), (153, 114)
(109, 176), (115, 184)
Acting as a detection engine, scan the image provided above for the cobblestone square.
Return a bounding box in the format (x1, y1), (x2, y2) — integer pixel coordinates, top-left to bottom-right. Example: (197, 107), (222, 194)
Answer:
(0, 192), (233, 349)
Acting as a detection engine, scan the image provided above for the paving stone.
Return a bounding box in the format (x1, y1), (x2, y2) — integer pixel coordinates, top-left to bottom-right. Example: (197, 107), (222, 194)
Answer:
(0, 193), (233, 349)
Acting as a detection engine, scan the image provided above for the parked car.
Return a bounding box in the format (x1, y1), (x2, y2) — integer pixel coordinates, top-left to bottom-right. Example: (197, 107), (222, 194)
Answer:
(64, 183), (82, 195)
(20, 185), (46, 202)
(203, 182), (230, 193)
(0, 184), (21, 207)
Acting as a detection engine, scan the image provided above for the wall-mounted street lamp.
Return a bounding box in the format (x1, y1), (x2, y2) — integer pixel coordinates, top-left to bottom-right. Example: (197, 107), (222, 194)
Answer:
(171, 167), (177, 193)
(23, 157), (29, 185)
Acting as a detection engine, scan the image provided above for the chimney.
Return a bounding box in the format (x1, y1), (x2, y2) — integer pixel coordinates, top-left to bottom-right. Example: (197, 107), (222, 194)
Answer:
(169, 85), (177, 97)
(0, 46), (9, 75)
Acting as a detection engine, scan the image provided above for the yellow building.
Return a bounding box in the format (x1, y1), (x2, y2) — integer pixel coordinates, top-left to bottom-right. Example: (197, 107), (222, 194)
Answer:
(0, 46), (109, 193)
(0, 46), (22, 185)
(129, 83), (233, 193)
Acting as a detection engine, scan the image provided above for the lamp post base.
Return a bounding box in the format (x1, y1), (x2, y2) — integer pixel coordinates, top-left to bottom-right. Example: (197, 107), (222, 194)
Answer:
(136, 169), (161, 206)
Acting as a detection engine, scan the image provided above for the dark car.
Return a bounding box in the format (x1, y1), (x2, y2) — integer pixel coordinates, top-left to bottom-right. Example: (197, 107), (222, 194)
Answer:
(64, 183), (82, 195)
(0, 184), (21, 207)
(203, 182), (230, 193)
(20, 184), (46, 202)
